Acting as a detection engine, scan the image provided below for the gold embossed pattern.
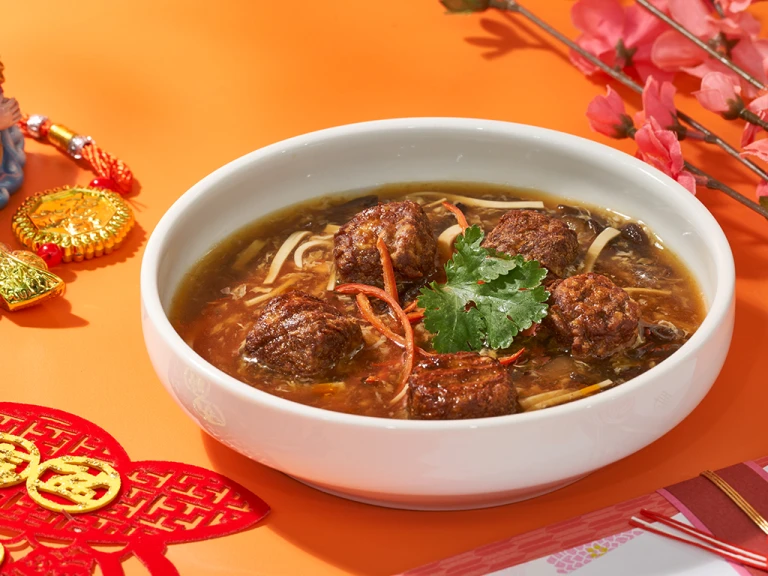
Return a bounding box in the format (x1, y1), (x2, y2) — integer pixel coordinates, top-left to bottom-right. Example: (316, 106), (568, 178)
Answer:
(12, 186), (134, 262)
(0, 246), (65, 311)
(29, 189), (117, 235)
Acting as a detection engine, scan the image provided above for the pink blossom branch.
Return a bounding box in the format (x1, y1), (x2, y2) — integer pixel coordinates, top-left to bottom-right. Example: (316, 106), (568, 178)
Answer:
(740, 109), (768, 132)
(686, 162), (761, 207)
(636, 0), (765, 91)
(487, 0), (768, 220)
(708, 0), (727, 18)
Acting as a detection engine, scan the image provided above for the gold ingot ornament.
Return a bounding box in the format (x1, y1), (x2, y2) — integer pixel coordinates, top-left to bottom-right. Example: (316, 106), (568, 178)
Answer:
(0, 433), (41, 488)
(12, 185), (134, 263)
(0, 243), (65, 311)
(26, 455), (121, 514)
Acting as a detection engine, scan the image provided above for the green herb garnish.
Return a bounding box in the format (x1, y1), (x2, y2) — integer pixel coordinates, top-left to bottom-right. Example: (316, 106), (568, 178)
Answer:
(417, 225), (549, 353)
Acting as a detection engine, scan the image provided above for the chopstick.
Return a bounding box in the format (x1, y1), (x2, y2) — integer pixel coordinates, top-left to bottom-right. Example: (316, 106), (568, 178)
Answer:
(629, 509), (768, 572)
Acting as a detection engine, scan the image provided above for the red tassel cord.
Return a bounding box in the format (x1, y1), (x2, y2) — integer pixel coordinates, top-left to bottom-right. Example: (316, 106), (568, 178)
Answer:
(18, 114), (134, 195)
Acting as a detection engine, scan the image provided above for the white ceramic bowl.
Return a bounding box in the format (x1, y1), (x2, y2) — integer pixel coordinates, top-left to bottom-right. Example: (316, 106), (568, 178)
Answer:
(141, 118), (735, 511)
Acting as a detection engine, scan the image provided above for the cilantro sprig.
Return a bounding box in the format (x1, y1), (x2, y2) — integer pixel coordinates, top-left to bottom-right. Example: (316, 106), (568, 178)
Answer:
(417, 225), (549, 353)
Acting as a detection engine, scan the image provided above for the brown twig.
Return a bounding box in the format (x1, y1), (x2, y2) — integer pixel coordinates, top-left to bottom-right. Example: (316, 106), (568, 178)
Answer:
(740, 109), (768, 132)
(687, 163), (768, 216)
(709, 0), (727, 18)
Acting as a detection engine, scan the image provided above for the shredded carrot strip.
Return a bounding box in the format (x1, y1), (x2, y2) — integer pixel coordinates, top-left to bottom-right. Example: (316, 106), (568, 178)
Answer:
(356, 294), (431, 356)
(442, 201), (469, 231)
(521, 323), (540, 338)
(498, 347), (526, 366)
(356, 294), (405, 346)
(403, 300), (419, 313)
(407, 310), (425, 324)
(526, 380), (613, 411)
(337, 284), (415, 405)
(376, 237), (399, 305)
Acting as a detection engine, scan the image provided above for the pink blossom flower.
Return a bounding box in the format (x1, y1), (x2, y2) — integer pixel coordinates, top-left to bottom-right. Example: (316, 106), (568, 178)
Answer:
(651, 0), (768, 97)
(693, 71), (743, 115)
(719, 0), (767, 15)
(586, 86), (634, 138)
(634, 76), (678, 130)
(570, 0), (674, 82)
(635, 117), (697, 194)
(741, 138), (768, 161)
(741, 92), (768, 146)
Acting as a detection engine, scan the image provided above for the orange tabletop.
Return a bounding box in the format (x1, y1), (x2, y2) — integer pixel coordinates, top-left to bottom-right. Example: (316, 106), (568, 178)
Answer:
(2, 1), (768, 574)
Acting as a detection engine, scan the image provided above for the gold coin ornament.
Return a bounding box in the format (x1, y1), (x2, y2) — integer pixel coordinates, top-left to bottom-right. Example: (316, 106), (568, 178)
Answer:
(26, 455), (121, 514)
(12, 186), (134, 263)
(0, 242), (65, 311)
(9, 249), (47, 270)
(0, 433), (41, 488)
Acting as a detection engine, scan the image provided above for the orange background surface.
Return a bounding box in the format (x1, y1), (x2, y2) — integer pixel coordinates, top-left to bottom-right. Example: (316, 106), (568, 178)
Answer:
(2, 1), (768, 574)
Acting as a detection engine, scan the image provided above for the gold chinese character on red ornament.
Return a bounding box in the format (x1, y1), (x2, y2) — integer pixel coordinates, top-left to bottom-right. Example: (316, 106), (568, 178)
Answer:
(26, 455), (121, 514)
(0, 432), (41, 488)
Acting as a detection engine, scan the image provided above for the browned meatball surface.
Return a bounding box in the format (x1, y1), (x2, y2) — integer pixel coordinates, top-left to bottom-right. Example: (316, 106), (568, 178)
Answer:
(244, 290), (363, 378)
(408, 352), (518, 420)
(482, 210), (579, 277)
(545, 273), (640, 360)
(333, 200), (437, 288)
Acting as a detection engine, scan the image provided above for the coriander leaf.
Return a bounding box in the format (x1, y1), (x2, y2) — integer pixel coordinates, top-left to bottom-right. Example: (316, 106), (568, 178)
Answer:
(447, 225), (521, 283)
(417, 226), (549, 353)
(439, 0), (491, 13)
(419, 283), (485, 353)
(475, 282), (549, 350)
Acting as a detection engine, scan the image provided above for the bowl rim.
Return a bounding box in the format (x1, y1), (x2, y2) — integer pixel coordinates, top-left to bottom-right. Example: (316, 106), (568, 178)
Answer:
(140, 117), (735, 431)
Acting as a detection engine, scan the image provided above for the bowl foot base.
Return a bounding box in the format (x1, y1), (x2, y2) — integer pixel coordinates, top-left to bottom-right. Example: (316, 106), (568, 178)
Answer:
(288, 473), (589, 511)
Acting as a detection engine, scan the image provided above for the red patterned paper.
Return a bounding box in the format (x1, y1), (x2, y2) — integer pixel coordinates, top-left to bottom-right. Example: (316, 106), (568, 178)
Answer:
(399, 491), (676, 576)
(0, 402), (270, 575)
(401, 456), (768, 576)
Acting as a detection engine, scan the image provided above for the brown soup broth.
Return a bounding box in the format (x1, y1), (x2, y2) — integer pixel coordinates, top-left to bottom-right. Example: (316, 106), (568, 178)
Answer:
(170, 183), (706, 419)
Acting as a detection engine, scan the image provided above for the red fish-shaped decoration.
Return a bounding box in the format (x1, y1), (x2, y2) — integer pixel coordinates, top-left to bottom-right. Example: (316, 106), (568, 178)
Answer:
(0, 402), (270, 575)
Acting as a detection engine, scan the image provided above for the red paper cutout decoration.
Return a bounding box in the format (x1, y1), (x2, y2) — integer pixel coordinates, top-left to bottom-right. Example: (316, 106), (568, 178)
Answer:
(0, 402), (270, 575)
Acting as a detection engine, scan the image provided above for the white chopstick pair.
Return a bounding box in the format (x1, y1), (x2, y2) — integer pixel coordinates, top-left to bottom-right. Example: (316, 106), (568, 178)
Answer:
(630, 509), (768, 572)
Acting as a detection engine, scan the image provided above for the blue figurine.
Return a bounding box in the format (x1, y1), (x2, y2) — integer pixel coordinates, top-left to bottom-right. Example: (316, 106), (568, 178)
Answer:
(0, 59), (25, 210)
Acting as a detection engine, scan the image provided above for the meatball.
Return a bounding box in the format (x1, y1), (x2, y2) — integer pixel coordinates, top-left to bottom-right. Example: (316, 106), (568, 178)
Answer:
(482, 210), (579, 277)
(243, 290), (363, 378)
(408, 352), (518, 420)
(333, 200), (437, 288)
(545, 273), (640, 360)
